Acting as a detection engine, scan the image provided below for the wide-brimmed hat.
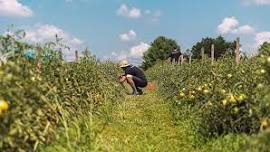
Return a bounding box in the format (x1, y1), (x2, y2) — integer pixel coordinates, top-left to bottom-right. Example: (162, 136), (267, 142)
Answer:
(119, 60), (130, 68)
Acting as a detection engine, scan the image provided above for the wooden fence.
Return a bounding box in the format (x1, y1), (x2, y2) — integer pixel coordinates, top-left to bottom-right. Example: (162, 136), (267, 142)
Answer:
(179, 37), (241, 65)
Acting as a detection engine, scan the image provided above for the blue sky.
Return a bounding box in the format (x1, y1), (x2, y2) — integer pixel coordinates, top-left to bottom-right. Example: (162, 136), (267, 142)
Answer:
(1, 0), (270, 63)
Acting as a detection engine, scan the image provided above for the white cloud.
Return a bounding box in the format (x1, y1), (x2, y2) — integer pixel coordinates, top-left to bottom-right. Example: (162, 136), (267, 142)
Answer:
(151, 11), (162, 22)
(217, 17), (255, 35)
(144, 10), (151, 15)
(24, 24), (83, 61)
(218, 17), (239, 34)
(116, 4), (161, 22)
(130, 42), (150, 57)
(119, 30), (137, 42)
(232, 25), (255, 34)
(242, 0), (270, 5)
(117, 4), (141, 19)
(0, 0), (33, 17)
(144, 9), (162, 22)
(255, 32), (270, 46)
(104, 42), (150, 65)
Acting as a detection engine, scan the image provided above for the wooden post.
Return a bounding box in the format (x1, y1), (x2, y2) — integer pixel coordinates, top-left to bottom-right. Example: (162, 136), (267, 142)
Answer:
(180, 55), (184, 66)
(235, 37), (240, 65)
(36, 47), (42, 77)
(36, 47), (41, 61)
(189, 54), (192, 64)
(211, 44), (215, 65)
(201, 47), (205, 61)
(36, 63), (41, 77)
(59, 49), (63, 61)
(75, 50), (79, 62)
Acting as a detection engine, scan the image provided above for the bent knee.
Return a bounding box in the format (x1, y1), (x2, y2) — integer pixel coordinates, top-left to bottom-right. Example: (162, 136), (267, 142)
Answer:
(126, 74), (133, 79)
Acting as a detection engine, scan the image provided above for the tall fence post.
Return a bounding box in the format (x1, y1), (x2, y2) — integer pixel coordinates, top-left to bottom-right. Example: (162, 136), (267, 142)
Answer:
(211, 44), (215, 65)
(180, 55), (184, 66)
(59, 49), (63, 61)
(75, 50), (79, 62)
(235, 37), (240, 65)
(36, 47), (42, 77)
(201, 47), (205, 61)
(189, 54), (192, 64)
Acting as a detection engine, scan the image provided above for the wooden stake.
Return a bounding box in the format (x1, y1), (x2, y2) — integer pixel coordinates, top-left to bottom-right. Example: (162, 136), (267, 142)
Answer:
(36, 47), (42, 77)
(75, 50), (79, 62)
(211, 44), (215, 65)
(201, 47), (205, 61)
(235, 37), (240, 65)
(180, 55), (184, 66)
(59, 49), (63, 60)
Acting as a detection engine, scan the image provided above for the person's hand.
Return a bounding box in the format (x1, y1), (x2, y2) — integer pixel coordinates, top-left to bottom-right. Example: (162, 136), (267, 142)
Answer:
(118, 75), (126, 83)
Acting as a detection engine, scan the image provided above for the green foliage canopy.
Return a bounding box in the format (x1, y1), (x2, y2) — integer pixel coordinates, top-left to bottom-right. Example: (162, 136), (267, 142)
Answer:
(191, 36), (236, 59)
(141, 36), (178, 70)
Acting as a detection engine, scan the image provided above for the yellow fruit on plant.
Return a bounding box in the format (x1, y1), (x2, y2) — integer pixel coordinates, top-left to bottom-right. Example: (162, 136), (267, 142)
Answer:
(189, 95), (195, 99)
(267, 57), (270, 63)
(233, 107), (239, 113)
(249, 109), (253, 116)
(203, 89), (210, 94)
(228, 94), (237, 104)
(227, 74), (232, 78)
(0, 100), (9, 111)
(189, 90), (196, 95)
(179, 92), (185, 97)
(197, 86), (203, 91)
(31, 76), (36, 81)
(237, 94), (247, 102)
(207, 102), (213, 106)
(220, 89), (226, 94)
(222, 99), (228, 106)
(203, 84), (208, 88)
(258, 83), (264, 89)
(261, 120), (269, 130)
(36, 76), (42, 81)
(261, 69), (266, 74)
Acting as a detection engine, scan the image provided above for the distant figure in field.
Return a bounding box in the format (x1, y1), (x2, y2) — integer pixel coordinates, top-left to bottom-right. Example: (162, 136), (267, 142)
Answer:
(168, 48), (182, 64)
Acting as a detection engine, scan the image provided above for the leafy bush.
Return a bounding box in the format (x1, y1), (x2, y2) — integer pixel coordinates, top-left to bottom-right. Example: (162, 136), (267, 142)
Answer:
(147, 57), (268, 139)
(0, 44), (123, 151)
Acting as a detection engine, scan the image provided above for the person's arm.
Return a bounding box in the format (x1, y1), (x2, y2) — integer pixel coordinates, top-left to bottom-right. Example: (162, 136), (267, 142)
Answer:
(118, 75), (126, 83)
(118, 70), (128, 83)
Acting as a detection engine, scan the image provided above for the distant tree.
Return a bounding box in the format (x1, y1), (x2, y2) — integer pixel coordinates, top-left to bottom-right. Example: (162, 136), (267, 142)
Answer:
(191, 36), (236, 59)
(141, 36), (178, 70)
(259, 42), (270, 56)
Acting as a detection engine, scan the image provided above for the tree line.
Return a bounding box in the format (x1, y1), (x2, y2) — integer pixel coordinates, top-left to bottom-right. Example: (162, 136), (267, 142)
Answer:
(141, 36), (264, 70)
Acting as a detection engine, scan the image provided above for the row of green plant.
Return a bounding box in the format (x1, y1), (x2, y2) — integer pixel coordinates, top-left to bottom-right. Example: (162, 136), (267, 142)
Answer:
(0, 35), (123, 152)
(147, 46), (270, 151)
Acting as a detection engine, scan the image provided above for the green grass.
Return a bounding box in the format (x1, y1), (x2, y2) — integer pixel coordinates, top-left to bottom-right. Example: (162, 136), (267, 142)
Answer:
(40, 90), (247, 152)
(90, 92), (196, 152)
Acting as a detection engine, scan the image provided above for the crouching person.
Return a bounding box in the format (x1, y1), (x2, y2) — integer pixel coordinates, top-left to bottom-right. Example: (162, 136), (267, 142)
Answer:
(118, 60), (148, 95)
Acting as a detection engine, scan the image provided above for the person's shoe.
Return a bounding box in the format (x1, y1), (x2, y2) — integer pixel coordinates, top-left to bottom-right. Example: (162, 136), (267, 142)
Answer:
(128, 91), (139, 96)
(137, 89), (143, 95)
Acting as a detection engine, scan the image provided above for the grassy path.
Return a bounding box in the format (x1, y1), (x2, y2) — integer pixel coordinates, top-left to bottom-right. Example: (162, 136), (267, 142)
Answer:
(90, 91), (195, 152)
(41, 91), (245, 152)
(41, 91), (200, 152)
